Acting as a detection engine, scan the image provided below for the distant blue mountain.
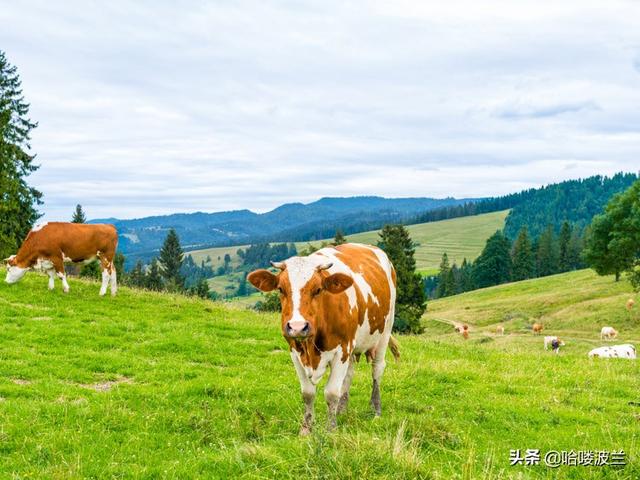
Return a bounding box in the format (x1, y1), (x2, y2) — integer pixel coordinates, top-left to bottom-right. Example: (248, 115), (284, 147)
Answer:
(92, 196), (480, 259)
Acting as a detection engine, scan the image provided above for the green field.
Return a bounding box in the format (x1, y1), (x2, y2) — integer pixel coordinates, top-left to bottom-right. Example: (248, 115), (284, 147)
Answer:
(0, 268), (638, 478)
(189, 210), (509, 294)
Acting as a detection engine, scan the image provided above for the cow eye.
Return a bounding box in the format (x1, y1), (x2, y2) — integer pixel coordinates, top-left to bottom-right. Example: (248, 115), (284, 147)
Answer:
(312, 287), (322, 297)
(277, 287), (284, 294)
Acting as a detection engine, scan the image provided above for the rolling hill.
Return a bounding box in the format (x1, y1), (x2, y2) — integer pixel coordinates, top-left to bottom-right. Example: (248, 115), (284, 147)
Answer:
(95, 196), (478, 260)
(0, 268), (637, 478)
(188, 210), (509, 295)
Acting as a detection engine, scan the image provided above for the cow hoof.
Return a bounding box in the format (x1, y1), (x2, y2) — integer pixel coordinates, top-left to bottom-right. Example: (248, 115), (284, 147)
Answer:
(63, 289), (70, 294)
(299, 426), (312, 436)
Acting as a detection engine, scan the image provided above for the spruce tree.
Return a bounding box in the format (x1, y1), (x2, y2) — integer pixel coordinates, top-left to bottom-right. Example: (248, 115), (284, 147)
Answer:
(511, 226), (535, 281)
(146, 259), (163, 290)
(333, 229), (347, 245)
(536, 225), (559, 277)
(378, 224), (426, 334)
(159, 229), (184, 290)
(0, 51), (42, 258)
(558, 221), (572, 272)
(129, 260), (145, 287)
(473, 231), (512, 288)
(459, 258), (475, 292)
(436, 253), (451, 298)
(71, 204), (86, 223)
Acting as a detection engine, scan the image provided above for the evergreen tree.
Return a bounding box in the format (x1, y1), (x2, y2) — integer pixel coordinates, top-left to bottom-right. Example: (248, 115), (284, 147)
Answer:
(190, 278), (210, 299)
(237, 274), (248, 296)
(558, 221), (572, 272)
(511, 227), (535, 281)
(0, 51), (42, 258)
(129, 260), (145, 287)
(145, 259), (163, 291)
(436, 253), (454, 298)
(567, 228), (584, 270)
(473, 231), (512, 288)
(536, 225), (559, 277)
(71, 204), (86, 223)
(459, 258), (475, 292)
(223, 253), (231, 272)
(159, 229), (184, 290)
(378, 224), (426, 334)
(333, 229), (347, 245)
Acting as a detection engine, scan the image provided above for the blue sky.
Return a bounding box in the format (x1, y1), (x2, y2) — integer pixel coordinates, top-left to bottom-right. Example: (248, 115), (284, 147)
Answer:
(2, 1), (639, 220)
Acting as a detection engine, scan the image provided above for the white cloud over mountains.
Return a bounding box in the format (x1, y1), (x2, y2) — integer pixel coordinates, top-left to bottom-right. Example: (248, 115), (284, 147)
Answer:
(1, 1), (639, 220)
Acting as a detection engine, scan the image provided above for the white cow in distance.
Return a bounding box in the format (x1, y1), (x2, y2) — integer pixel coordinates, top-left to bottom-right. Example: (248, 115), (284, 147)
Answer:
(543, 336), (565, 353)
(588, 344), (636, 359)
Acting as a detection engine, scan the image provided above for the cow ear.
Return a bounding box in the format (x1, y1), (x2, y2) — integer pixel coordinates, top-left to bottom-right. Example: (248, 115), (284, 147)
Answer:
(247, 269), (279, 292)
(322, 273), (353, 294)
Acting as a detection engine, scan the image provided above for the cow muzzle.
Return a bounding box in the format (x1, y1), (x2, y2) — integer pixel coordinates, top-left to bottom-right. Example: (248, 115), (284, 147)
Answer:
(284, 320), (312, 339)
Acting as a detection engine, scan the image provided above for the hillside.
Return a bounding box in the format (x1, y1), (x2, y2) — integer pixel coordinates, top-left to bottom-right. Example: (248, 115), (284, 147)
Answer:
(0, 269), (637, 478)
(188, 210), (509, 295)
(424, 269), (640, 341)
(96, 196), (477, 260)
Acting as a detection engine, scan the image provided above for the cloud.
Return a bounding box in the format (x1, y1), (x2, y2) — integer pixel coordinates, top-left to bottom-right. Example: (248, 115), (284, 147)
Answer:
(1, 0), (639, 220)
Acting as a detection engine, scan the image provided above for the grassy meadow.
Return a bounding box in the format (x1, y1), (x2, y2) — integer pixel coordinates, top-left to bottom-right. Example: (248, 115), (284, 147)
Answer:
(0, 268), (638, 479)
(189, 210), (509, 295)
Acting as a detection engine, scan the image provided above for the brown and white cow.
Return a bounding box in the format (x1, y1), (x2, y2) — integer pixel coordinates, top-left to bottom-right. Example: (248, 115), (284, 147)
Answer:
(248, 243), (397, 434)
(4, 222), (118, 296)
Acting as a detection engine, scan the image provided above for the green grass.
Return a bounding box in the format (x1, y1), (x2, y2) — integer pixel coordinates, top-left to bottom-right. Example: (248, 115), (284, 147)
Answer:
(190, 210), (509, 296)
(0, 268), (638, 478)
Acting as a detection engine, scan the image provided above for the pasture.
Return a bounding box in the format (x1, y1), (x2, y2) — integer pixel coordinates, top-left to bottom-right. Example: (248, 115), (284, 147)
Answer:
(0, 268), (637, 479)
(188, 210), (509, 295)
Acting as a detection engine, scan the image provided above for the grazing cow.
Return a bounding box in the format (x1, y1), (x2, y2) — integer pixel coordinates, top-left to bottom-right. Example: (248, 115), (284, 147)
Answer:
(462, 324), (469, 340)
(600, 326), (618, 341)
(496, 325), (505, 336)
(544, 335), (565, 353)
(626, 298), (635, 311)
(532, 323), (544, 335)
(247, 243), (397, 434)
(4, 222), (118, 296)
(588, 344), (636, 359)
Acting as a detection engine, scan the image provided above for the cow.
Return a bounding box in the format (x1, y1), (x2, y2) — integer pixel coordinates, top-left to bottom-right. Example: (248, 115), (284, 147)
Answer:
(588, 344), (636, 359)
(462, 324), (469, 340)
(4, 222), (118, 296)
(247, 243), (397, 434)
(600, 326), (618, 341)
(532, 323), (544, 335)
(496, 325), (505, 336)
(544, 335), (565, 353)
(626, 298), (635, 312)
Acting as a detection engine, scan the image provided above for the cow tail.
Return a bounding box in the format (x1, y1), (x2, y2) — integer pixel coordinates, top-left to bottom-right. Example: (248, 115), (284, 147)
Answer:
(389, 335), (400, 362)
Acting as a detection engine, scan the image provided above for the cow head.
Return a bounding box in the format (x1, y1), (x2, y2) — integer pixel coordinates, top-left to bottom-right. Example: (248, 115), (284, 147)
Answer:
(4, 255), (29, 284)
(248, 257), (353, 340)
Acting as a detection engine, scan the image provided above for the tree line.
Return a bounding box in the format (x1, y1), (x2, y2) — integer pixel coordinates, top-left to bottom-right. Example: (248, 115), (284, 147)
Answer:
(431, 221), (586, 299)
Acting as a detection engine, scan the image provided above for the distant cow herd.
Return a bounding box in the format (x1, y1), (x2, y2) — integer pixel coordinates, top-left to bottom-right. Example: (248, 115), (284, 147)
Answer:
(456, 321), (636, 359)
(2, 222), (638, 433)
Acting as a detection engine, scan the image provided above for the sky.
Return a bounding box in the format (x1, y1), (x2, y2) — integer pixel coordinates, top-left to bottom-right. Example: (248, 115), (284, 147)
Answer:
(1, 1), (639, 221)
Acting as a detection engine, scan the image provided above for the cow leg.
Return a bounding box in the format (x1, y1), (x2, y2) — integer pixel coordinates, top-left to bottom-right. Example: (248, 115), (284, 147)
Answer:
(47, 269), (56, 290)
(291, 352), (316, 435)
(51, 257), (69, 293)
(325, 356), (350, 430)
(337, 356), (355, 414)
(109, 267), (118, 296)
(99, 269), (110, 296)
(370, 340), (389, 417)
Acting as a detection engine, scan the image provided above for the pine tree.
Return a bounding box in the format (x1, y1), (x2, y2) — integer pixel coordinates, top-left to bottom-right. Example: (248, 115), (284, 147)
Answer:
(159, 229), (184, 290)
(536, 225), (559, 277)
(558, 221), (572, 272)
(145, 259), (163, 291)
(511, 227), (535, 281)
(378, 224), (426, 333)
(71, 204), (86, 223)
(333, 229), (347, 245)
(129, 260), (145, 287)
(436, 253), (452, 298)
(473, 230), (513, 288)
(459, 258), (475, 292)
(0, 51), (42, 258)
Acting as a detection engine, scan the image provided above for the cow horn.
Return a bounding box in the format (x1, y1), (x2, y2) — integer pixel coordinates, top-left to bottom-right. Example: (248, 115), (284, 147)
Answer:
(316, 262), (333, 271)
(270, 261), (286, 270)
